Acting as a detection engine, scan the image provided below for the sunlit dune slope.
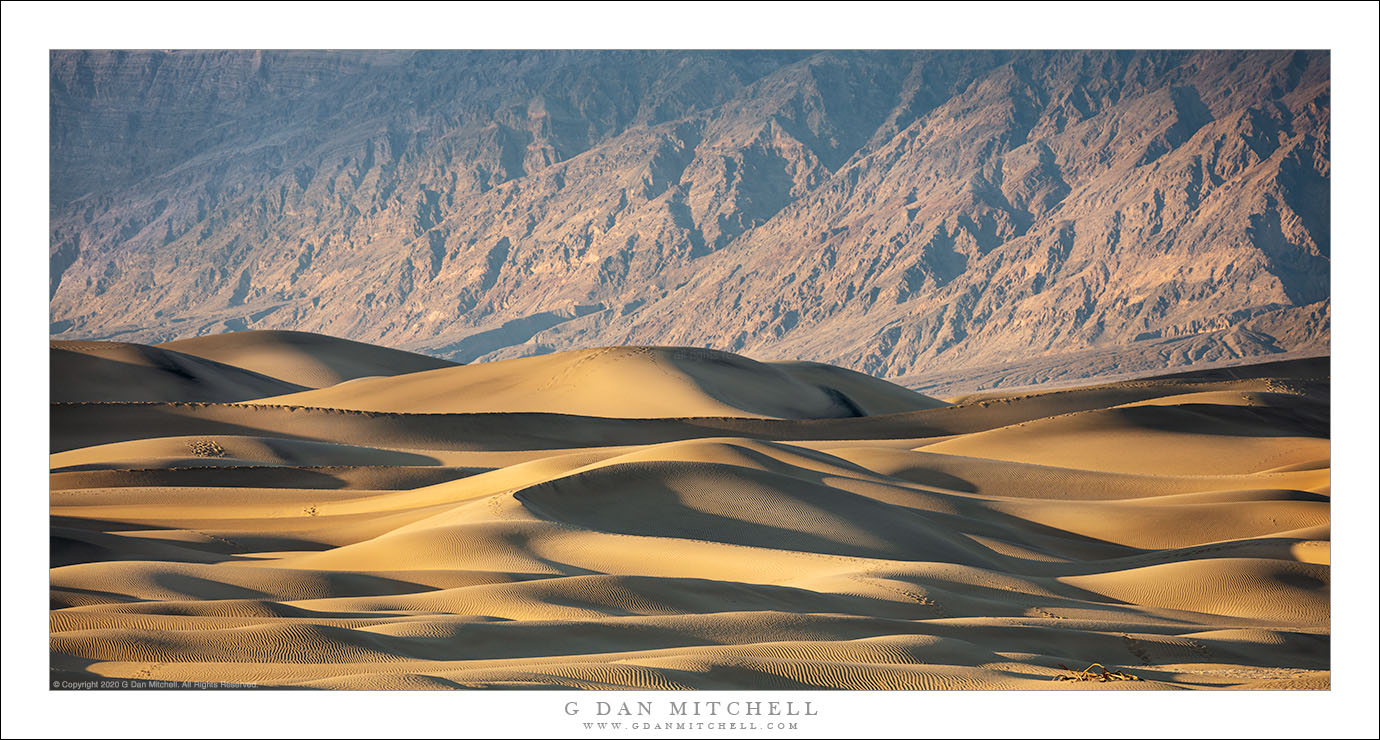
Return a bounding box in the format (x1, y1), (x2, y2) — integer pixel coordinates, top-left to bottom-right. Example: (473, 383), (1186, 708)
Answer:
(247, 346), (947, 419)
(49, 340), (1330, 690)
(158, 330), (457, 388)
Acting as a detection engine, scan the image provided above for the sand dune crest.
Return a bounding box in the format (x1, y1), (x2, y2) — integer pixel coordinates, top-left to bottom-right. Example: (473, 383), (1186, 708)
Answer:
(50, 342), (1330, 690)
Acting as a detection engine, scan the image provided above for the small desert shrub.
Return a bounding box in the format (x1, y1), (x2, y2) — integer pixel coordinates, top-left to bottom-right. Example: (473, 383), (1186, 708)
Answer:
(1053, 663), (1142, 682)
(187, 439), (227, 457)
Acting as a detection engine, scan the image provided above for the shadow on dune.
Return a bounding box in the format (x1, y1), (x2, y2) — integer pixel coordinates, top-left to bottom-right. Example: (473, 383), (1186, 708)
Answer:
(49, 515), (337, 559)
(51, 527), (234, 568)
(860, 464), (979, 493)
(49, 465), (486, 491)
(50, 344), (306, 403)
(51, 466), (352, 490)
(50, 396), (1101, 454)
(1099, 403), (1329, 439)
(513, 460), (999, 566)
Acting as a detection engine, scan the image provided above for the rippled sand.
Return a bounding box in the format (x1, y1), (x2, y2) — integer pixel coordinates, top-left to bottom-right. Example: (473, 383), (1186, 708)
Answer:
(50, 334), (1330, 689)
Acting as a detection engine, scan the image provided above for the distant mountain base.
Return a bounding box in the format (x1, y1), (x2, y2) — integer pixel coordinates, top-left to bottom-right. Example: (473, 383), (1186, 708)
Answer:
(903, 346), (1330, 399)
(899, 304), (1328, 398)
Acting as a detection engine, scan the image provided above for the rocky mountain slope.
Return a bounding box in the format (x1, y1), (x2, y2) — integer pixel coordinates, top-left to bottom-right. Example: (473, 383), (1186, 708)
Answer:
(50, 50), (1330, 388)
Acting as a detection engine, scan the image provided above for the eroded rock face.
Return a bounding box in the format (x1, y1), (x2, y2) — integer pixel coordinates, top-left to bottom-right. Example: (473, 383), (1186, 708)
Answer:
(50, 50), (1329, 386)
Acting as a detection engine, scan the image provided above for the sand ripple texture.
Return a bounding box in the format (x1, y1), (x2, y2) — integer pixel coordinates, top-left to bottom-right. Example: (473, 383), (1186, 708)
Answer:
(49, 336), (1331, 689)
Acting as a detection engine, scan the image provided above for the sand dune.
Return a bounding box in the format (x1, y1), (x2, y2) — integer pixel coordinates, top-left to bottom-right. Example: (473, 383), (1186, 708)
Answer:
(158, 330), (457, 388)
(51, 340), (305, 402)
(248, 346), (947, 419)
(49, 340), (1330, 690)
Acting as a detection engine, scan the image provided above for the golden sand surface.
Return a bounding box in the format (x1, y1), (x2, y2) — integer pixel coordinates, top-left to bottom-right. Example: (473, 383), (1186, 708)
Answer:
(50, 335), (1330, 689)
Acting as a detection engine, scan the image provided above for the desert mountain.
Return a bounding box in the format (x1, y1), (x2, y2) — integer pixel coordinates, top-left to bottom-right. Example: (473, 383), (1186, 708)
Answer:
(49, 50), (1329, 388)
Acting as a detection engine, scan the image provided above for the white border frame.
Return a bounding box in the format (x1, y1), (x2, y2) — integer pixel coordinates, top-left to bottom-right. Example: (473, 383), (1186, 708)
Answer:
(5, 2), (1377, 737)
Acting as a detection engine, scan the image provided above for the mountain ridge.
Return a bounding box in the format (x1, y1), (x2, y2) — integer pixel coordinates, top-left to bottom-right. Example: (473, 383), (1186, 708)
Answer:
(49, 50), (1329, 389)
